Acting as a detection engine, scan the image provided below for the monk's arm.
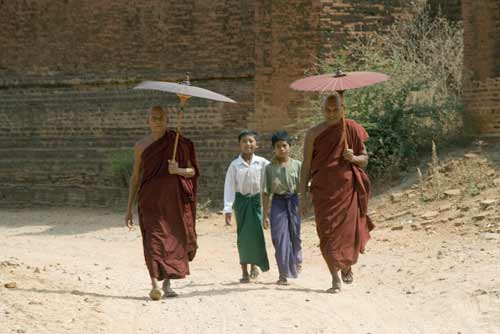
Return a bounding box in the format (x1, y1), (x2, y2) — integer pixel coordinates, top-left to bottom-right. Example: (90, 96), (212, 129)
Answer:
(351, 145), (369, 168)
(300, 130), (314, 197)
(126, 144), (142, 215)
(180, 160), (196, 178)
(168, 159), (196, 178)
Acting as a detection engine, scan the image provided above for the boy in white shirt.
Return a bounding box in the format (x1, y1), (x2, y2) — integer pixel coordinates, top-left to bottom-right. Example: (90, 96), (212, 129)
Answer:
(223, 130), (270, 283)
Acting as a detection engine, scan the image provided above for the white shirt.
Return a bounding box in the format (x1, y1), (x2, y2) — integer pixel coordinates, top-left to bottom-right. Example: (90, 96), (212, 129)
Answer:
(223, 154), (269, 213)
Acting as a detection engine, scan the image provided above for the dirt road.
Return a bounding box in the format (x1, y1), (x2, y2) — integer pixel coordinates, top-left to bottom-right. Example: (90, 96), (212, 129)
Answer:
(1, 202), (498, 334)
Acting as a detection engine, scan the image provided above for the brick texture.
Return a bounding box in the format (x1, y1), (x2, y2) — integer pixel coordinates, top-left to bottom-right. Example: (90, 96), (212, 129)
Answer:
(462, 0), (500, 136)
(429, 0), (462, 21)
(0, 0), (458, 208)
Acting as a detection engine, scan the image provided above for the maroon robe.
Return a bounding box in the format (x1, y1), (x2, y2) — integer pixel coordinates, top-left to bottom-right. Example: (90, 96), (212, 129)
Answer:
(310, 119), (375, 272)
(138, 130), (199, 280)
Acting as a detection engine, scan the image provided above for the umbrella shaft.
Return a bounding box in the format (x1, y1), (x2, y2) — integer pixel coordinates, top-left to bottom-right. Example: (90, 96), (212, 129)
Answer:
(338, 91), (349, 151)
(171, 106), (184, 162)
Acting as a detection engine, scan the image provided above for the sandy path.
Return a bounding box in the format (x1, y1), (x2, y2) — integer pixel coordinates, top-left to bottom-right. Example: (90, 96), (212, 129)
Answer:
(0, 208), (499, 334)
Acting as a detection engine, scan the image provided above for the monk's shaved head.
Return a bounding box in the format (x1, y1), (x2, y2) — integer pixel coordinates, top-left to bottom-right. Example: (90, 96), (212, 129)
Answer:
(149, 105), (167, 118)
(324, 94), (341, 111)
(148, 106), (168, 134)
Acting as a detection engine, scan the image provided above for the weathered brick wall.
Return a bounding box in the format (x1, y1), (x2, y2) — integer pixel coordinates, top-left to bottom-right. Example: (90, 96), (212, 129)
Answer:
(0, 1), (254, 77)
(0, 0), (440, 208)
(318, 0), (410, 61)
(0, 0), (254, 207)
(252, 0), (321, 134)
(462, 0), (500, 136)
(429, 0), (462, 21)
(0, 78), (252, 207)
(253, 0), (412, 137)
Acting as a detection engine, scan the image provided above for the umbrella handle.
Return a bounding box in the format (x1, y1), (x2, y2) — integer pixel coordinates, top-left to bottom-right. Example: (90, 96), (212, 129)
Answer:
(342, 117), (349, 151)
(338, 91), (349, 151)
(171, 106), (184, 162)
(170, 95), (190, 163)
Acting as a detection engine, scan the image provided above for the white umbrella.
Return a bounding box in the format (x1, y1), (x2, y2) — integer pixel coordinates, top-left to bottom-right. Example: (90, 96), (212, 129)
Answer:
(134, 80), (237, 104)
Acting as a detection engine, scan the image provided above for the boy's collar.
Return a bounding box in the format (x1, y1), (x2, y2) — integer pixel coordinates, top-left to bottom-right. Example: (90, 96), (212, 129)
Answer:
(238, 154), (258, 165)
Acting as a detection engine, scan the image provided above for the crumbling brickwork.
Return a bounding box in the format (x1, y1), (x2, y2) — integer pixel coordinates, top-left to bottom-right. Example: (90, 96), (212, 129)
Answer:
(1, 0), (480, 208)
(462, 0), (500, 136)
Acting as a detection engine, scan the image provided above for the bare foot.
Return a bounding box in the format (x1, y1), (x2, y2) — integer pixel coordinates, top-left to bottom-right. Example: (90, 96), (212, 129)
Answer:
(326, 271), (341, 294)
(297, 263), (302, 274)
(162, 280), (178, 298)
(341, 268), (353, 284)
(239, 275), (251, 283)
(250, 265), (259, 280)
(277, 277), (289, 286)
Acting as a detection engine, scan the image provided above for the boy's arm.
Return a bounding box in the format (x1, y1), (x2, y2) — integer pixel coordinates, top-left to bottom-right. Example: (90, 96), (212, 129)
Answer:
(261, 166), (271, 230)
(223, 164), (235, 225)
(262, 193), (271, 230)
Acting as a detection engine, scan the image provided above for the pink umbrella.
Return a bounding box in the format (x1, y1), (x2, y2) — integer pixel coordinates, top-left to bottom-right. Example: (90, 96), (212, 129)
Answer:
(290, 70), (389, 150)
(290, 70), (389, 92)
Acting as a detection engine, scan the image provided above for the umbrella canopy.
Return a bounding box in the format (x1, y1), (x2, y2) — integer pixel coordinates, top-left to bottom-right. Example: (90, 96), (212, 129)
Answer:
(290, 70), (389, 151)
(290, 70), (389, 92)
(134, 80), (237, 103)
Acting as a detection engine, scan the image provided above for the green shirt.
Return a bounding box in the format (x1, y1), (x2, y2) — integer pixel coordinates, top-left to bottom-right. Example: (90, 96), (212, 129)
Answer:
(263, 158), (302, 195)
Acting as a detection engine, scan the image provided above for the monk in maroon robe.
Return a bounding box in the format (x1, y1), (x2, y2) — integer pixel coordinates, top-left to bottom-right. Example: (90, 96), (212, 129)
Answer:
(300, 94), (374, 293)
(125, 106), (199, 300)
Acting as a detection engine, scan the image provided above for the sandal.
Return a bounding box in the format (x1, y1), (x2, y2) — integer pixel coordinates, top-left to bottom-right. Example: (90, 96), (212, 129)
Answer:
(164, 289), (178, 298)
(250, 266), (259, 280)
(277, 277), (289, 286)
(341, 268), (354, 284)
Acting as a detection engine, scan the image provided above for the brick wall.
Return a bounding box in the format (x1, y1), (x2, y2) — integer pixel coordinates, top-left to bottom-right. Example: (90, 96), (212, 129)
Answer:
(0, 0), (426, 208)
(429, 0), (462, 21)
(462, 0), (500, 136)
(0, 0), (254, 207)
(253, 0), (411, 135)
(0, 1), (255, 77)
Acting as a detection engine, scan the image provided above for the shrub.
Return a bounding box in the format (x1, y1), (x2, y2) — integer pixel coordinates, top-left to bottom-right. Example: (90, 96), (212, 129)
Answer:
(110, 149), (135, 187)
(296, 5), (464, 181)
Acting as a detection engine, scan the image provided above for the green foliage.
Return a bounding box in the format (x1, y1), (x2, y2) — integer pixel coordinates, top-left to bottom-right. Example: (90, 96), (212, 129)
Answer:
(110, 149), (135, 187)
(308, 5), (464, 180)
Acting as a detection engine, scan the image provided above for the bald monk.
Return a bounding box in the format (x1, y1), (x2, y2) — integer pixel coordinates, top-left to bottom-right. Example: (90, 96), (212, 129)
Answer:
(300, 94), (374, 293)
(125, 106), (199, 300)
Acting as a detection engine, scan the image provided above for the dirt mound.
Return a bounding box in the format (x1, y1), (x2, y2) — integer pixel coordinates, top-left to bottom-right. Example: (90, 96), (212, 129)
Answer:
(372, 146), (500, 235)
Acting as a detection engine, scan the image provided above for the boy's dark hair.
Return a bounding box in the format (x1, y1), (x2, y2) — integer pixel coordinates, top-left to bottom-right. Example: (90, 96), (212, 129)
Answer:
(271, 130), (291, 147)
(238, 130), (258, 142)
